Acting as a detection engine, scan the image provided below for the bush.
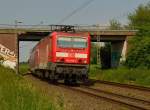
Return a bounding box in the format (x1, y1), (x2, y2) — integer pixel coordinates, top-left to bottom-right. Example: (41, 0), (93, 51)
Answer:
(125, 2), (150, 68)
(126, 36), (150, 68)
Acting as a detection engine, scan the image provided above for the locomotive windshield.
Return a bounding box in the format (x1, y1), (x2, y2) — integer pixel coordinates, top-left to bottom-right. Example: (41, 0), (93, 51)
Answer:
(57, 37), (87, 48)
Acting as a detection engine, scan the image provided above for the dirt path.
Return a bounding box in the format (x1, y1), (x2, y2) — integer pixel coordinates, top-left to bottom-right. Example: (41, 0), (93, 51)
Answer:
(23, 75), (131, 110)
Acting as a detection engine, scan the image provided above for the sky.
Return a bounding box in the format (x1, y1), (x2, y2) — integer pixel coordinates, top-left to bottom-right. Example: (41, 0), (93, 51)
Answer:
(0, 0), (149, 62)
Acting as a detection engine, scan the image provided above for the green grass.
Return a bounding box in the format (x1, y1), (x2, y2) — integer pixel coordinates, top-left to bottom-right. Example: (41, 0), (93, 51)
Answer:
(89, 65), (150, 87)
(0, 65), (57, 110)
(19, 63), (30, 75)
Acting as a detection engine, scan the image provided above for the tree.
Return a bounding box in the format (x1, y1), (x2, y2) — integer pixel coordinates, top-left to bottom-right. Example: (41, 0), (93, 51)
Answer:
(126, 37), (150, 68)
(109, 19), (122, 30)
(125, 2), (150, 69)
(90, 43), (97, 64)
(128, 2), (150, 28)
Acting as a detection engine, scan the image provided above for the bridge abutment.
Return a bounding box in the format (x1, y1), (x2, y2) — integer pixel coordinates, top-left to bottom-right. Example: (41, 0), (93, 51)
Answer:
(111, 40), (127, 68)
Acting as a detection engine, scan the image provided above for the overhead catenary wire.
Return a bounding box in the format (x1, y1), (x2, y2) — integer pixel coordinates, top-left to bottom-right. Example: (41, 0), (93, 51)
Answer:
(57, 0), (95, 24)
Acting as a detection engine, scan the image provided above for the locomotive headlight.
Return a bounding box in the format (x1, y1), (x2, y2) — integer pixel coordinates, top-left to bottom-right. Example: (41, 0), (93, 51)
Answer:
(83, 60), (87, 63)
(57, 59), (60, 62)
(78, 59), (87, 63)
(57, 58), (64, 62)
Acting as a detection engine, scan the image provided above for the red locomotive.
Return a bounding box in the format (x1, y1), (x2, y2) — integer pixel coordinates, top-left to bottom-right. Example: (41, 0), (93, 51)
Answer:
(29, 31), (91, 83)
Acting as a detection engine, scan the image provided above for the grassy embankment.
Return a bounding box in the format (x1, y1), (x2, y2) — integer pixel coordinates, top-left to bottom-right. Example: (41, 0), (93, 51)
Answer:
(0, 65), (61, 110)
(89, 65), (150, 87)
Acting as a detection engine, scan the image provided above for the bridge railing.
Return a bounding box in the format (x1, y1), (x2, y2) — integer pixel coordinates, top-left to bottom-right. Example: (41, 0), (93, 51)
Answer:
(0, 24), (136, 32)
(73, 25), (135, 32)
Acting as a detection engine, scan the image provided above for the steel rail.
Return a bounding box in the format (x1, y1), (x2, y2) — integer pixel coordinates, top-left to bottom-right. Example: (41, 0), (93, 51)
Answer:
(81, 86), (150, 110)
(90, 79), (150, 92)
(59, 84), (149, 110)
(25, 74), (150, 110)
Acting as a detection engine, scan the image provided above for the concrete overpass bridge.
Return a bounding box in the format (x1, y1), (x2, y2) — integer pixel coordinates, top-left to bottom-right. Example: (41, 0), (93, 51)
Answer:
(0, 25), (137, 72)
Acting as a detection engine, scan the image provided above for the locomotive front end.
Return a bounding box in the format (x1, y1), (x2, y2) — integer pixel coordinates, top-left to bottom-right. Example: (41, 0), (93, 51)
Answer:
(54, 33), (90, 81)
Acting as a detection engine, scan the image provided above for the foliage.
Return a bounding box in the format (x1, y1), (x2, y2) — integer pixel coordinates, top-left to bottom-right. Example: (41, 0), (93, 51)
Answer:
(128, 2), (150, 28)
(126, 36), (150, 68)
(90, 42), (111, 68)
(125, 2), (150, 68)
(89, 65), (150, 87)
(90, 43), (97, 64)
(0, 65), (56, 110)
(109, 19), (122, 29)
(19, 63), (29, 75)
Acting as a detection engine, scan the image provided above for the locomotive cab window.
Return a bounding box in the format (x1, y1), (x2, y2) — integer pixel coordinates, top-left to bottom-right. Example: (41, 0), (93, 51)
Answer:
(57, 36), (87, 48)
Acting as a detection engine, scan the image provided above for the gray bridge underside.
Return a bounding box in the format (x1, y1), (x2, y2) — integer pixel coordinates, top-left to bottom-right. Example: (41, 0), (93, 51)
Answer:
(19, 32), (128, 42)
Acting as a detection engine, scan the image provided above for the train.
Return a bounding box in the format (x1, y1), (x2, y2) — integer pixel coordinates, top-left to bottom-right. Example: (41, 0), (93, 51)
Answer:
(29, 31), (91, 83)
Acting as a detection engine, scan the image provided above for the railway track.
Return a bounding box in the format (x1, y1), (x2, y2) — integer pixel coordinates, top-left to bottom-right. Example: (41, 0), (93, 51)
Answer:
(91, 79), (150, 92)
(25, 74), (150, 109)
(59, 84), (150, 110)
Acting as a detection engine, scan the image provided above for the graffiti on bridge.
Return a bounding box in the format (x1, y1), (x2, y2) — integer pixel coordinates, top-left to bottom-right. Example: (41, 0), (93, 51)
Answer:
(0, 44), (16, 69)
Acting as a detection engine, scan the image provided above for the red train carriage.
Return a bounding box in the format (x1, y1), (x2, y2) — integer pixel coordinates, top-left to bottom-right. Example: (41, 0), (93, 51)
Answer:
(29, 31), (91, 83)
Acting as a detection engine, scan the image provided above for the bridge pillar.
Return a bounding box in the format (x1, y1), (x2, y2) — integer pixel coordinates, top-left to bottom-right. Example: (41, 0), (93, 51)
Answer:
(0, 33), (18, 70)
(111, 39), (127, 68)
